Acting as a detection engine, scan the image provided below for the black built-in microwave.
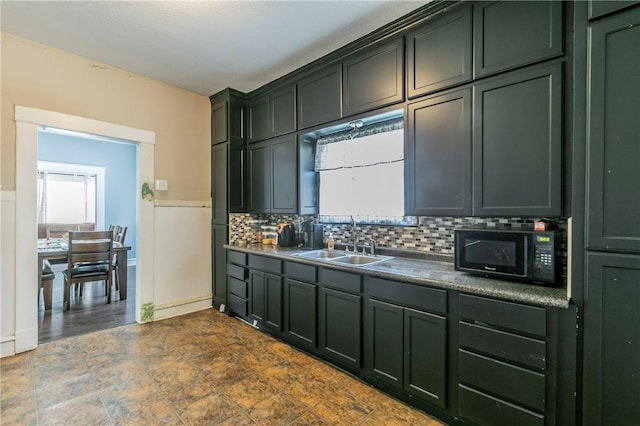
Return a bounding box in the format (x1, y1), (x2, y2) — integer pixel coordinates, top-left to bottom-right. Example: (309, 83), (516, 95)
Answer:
(454, 228), (556, 285)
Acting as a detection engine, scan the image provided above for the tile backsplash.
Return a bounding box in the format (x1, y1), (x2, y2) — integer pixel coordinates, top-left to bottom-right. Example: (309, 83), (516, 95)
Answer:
(229, 213), (567, 256)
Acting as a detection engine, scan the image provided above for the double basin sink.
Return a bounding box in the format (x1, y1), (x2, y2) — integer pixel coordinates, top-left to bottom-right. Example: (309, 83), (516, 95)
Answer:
(292, 249), (393, 267)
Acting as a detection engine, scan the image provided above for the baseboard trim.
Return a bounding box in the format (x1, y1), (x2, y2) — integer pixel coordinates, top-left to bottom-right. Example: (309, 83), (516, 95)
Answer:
(1, 337), (15, 358)
(153, 294), (212, 321)
(14, 327), (37, 354)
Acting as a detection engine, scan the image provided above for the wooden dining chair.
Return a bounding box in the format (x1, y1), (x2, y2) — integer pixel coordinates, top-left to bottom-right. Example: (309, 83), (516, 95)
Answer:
(112, 226), (128, 291)
(39, 259), (55, 311)
(63, 230), (113, 311)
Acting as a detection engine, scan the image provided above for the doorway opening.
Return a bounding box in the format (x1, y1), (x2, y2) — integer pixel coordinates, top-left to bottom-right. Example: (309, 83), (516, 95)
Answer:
(14, 106), (155, 353)
(36, 128), (138, 343)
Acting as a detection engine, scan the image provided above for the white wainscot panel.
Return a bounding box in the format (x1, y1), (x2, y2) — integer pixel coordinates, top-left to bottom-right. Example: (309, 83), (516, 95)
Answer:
(153, 206), (212, 320)
(1, 192), (17, 357)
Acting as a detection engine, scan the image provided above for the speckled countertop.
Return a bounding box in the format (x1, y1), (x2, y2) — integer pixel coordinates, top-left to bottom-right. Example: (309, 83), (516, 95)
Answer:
(224, 243), (570, 309)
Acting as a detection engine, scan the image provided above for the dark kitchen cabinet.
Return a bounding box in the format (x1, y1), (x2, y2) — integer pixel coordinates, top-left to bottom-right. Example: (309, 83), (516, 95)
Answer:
(588, 1), (639, 20)
(583, 252), (640, 425)
(248, 85), (296, 143)
(342, 37), (404, 116)
(405, 87), (472, 216)
(284, 278), (317, 350)
(319, 286), (362, 372)
(210, 89), (246, 309)
(283, 261), (317, 349)
(365, 277), (448, 408)
(586, 7), (640, 252)
(473, 1), (563, 78)
(249, 270), (283, 332)
(406, 4), (472, 98)
(297, 64), (342, 129)
(458, 294), (548, 426)
(472, 62), (562, 217)
(211, 224), (228, 308)
(248, 134), (297, 214)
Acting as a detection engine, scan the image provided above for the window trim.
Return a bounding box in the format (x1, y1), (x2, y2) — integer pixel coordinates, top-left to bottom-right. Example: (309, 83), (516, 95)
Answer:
(37, 161), (106, 230)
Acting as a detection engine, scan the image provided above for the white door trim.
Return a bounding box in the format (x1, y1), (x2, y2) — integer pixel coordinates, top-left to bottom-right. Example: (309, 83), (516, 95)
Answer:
(14, 105), (155, 353)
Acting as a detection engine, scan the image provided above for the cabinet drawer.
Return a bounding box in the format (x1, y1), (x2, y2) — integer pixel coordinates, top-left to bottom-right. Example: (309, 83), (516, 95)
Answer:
(248, 254), (282, 274)
(369, 277), (447, 314)
(459, 384), (544, 426)
(459, 294), (546, 337)
(228, 276), (248, 298)
(226, 264), (246, 281)
(284, 261), (317, 283)
(319, 268), (361, 293)
(229, 294), (248, 317)
(227, 250), (247, 266)
(459, 322), (546, 370)
(459, 349), (545, 412)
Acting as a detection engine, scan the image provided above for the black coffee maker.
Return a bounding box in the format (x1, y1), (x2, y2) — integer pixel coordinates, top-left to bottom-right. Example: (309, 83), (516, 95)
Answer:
(302, 220), (324, 249)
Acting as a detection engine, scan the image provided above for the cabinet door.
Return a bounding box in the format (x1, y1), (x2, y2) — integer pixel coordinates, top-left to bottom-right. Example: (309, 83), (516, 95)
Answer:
(343, 37), (404, 116)
(248, 95), (270, 143)
(248, 141), (271, 213)
(297, 64), (342, 129)
(473, 1), (563, 77)
(404, 308), (447, 408)
(298, 138), (319, 215)
(271, 135), (297, 214)
(406, 87), (472, 216)
(211, 143), (228, 224)
(366, 299), (403, 389)
(586, 8), (640, 252)
(249, 271), (265, 323)
(264, 272), (283, 332)
(589, 1), (639, 20)
(270, 85), (296, 137)
(211, 99), (228, 145)
(212, 224), (228, 308)
(319, 287), (362, 371)
(284, 278), (317, 349)
(407, 4), (472, 98)
(472, 63), (562, 216)
(583, 253), (640, 425)
(228, 144), (246, 213)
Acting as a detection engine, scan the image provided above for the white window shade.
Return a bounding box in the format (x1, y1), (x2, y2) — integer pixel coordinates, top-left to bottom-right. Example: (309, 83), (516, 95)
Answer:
(315, 129), (404, 171)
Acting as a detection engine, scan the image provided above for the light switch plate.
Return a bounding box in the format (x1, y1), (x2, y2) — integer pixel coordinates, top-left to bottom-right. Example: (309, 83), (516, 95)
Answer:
(155, 179), (168, 191)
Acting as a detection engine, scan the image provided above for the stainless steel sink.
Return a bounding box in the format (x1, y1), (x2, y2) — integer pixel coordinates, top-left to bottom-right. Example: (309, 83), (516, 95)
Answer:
(293, 250), (393, 267)
(293, 250), (346, 260)
(330, 254), (393, 266)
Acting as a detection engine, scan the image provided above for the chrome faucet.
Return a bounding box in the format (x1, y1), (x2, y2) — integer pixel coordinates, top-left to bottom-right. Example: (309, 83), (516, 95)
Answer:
(369, 238), (376, 256)
(351, 216), (358, 252)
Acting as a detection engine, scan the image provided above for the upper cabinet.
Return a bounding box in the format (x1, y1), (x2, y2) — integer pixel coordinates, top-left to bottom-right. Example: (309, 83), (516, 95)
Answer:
(406, 4), (472, 98)
(473, 1), (563, 78)
(472, 63), (563, 217)
(342, 37), (404, 117)
(297, 64), (342, 130)
(405, 87), (472, 216)
(211, 100), (228, 145)
(586, 7), (640, 252)
(248, 84), (297, 143)
(589, 1), (639, 20)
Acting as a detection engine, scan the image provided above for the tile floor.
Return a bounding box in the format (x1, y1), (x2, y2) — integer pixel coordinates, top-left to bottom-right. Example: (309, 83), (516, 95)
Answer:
(1, 309), (446, 425)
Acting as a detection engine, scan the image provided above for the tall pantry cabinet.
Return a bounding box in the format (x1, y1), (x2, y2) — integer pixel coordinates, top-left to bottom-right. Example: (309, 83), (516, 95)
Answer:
(210, 89), (247, 309)
(582, 4), (640, 424)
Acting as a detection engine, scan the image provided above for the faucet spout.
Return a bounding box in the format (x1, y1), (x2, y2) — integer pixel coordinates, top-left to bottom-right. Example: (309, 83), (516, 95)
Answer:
(351, 216), (357, 252)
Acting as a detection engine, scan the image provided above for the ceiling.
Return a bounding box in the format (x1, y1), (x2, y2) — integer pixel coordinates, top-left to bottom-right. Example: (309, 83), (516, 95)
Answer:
(1, 1), (430, 97)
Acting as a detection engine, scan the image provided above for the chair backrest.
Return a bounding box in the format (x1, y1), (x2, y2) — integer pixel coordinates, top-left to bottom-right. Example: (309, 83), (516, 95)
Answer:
(67, 230), (114, 267)
(115, 226), (127, 244)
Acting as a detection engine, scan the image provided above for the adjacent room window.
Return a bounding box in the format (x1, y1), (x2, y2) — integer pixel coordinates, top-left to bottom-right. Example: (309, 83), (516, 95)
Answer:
(315, 116), (416, 225)
(37, 161), (105, 229)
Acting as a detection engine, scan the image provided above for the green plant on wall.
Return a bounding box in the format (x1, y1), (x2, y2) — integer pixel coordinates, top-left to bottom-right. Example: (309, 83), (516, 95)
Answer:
(141, 182), (154, 201)
(141, 303), (154, 322)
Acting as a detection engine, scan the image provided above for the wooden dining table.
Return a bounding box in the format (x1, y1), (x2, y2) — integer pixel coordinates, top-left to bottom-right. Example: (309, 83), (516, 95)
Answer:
(37, 238), (131, 304)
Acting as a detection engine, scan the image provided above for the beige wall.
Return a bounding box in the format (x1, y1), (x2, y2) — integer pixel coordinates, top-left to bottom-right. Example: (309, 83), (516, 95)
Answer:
(1, 32), (210, 200)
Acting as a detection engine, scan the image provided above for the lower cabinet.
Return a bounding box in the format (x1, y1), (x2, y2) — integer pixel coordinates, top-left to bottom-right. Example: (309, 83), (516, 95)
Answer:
(457, 294), (548, 426)
(284, 278), (317, 350)
(318, 286), (362, 372)
(249, 270), (283, 333)
(366, 298), (447, 409)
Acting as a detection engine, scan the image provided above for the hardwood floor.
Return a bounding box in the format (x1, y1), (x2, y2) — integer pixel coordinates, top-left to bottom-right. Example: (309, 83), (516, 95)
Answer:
(37, 264), (136, 344)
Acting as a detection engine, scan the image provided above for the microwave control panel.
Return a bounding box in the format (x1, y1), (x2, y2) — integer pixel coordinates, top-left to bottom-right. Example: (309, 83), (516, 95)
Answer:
(532, 233), (555, 282)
